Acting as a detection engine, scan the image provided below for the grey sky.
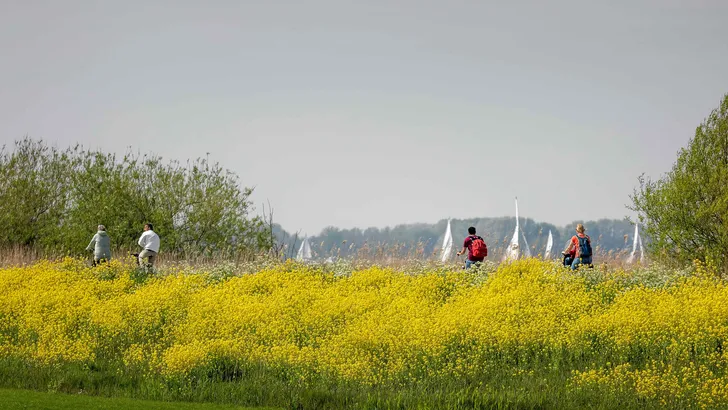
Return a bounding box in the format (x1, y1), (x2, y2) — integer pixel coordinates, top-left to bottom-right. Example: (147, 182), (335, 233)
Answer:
(1, 1), (727, 235)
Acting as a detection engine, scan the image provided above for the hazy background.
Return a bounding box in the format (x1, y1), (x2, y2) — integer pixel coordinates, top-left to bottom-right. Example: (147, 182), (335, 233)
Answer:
(1, 0), (727, 235)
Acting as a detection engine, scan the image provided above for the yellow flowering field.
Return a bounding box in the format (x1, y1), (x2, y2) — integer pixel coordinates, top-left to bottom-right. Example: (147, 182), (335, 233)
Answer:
(0, 258), (726, 409)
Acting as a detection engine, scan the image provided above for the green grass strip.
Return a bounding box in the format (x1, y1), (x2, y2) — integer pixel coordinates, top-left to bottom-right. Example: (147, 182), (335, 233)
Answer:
(0, 388), (280, 410)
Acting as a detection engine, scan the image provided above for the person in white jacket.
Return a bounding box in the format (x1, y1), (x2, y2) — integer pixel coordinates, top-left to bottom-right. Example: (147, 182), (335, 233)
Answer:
(137, 223), (160, 267)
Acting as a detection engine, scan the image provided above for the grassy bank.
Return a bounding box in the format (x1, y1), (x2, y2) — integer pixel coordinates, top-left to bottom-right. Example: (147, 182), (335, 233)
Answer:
(0, 388), (277, 410)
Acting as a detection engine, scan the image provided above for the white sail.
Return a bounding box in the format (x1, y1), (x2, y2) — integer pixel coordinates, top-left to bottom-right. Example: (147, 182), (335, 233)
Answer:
(297, 237), (312, 261)
(505, 227), (520, 261)
(544, 230), (553, 259)
(440, 219), (453, 262)
(505, 197), (520, 261)
(637, 231), (645, 263)
(628, 224), (639, 263)
(521, 229), (532, 258)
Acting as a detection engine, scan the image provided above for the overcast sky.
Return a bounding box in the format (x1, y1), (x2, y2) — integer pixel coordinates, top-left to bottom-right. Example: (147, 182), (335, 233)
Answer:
(1, 1), (727, 235)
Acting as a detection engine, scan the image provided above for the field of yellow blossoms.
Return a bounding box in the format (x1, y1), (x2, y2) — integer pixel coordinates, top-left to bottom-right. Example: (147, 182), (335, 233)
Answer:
(1, 258), (727, 409)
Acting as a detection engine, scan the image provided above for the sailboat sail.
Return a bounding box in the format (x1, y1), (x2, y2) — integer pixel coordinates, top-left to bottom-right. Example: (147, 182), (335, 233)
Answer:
(297, 237), (312, 261)
(506, 227), (520, 261)
(521, 229), (532, 258)
(505, 197), (520, 261)
(628, 224), (639, 263)
(637, 231), (645, 263)
(544, 230), (553, 259)
(440, 219), (453, 262)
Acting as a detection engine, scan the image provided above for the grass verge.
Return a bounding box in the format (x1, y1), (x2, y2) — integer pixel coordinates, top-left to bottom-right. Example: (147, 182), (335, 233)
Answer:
(0, 388), (279, 410)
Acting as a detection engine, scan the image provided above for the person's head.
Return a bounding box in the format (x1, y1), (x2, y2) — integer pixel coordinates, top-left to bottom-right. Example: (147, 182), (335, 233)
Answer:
(144, 223), (153, 232)
(98, 225), (106, 232)
(468, 227), (476, 235)
(576, 224), (585, 234)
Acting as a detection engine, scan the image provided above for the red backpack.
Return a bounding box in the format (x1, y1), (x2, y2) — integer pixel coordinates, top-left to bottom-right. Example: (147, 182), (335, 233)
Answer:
(470, 236), (488, 258)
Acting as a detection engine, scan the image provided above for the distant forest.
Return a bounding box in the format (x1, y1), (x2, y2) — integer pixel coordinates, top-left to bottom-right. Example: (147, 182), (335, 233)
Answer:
(274, 217), (637, 260)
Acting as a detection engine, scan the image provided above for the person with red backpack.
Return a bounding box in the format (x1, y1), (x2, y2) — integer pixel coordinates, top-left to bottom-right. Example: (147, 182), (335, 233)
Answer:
(562, 224), (593, 270)
(456, 227), (488, 269)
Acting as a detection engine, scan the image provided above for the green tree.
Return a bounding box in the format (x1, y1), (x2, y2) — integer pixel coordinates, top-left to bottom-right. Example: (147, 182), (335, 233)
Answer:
(67, 150), (272, 257)
(0, 138), (78, 249)
(65, 150), (133, 251)
(631, 93), (728, 272)
(0, 138), (271, 258)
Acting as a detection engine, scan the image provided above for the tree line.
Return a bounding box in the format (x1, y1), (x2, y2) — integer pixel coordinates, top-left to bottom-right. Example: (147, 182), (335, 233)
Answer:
(0, 138), (272, 258)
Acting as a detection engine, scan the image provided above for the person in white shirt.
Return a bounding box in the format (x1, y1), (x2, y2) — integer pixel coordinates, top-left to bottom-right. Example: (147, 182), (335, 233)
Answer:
(137, 223), (160, 267)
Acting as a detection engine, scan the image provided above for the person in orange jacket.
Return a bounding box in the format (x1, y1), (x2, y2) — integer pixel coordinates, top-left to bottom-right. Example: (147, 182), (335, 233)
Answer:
(562, 224), (593, 270)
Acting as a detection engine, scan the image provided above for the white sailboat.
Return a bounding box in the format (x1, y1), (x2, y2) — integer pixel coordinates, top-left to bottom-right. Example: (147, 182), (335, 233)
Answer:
(637, 228), (645, 263)
(521, 228), (532, 258)
(627, 224), (644, 264)
(440, 219), (453, 263)
(296, 236), (313, 261)
(505, 197), (521, 261)
(544, 230), (553, 259)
